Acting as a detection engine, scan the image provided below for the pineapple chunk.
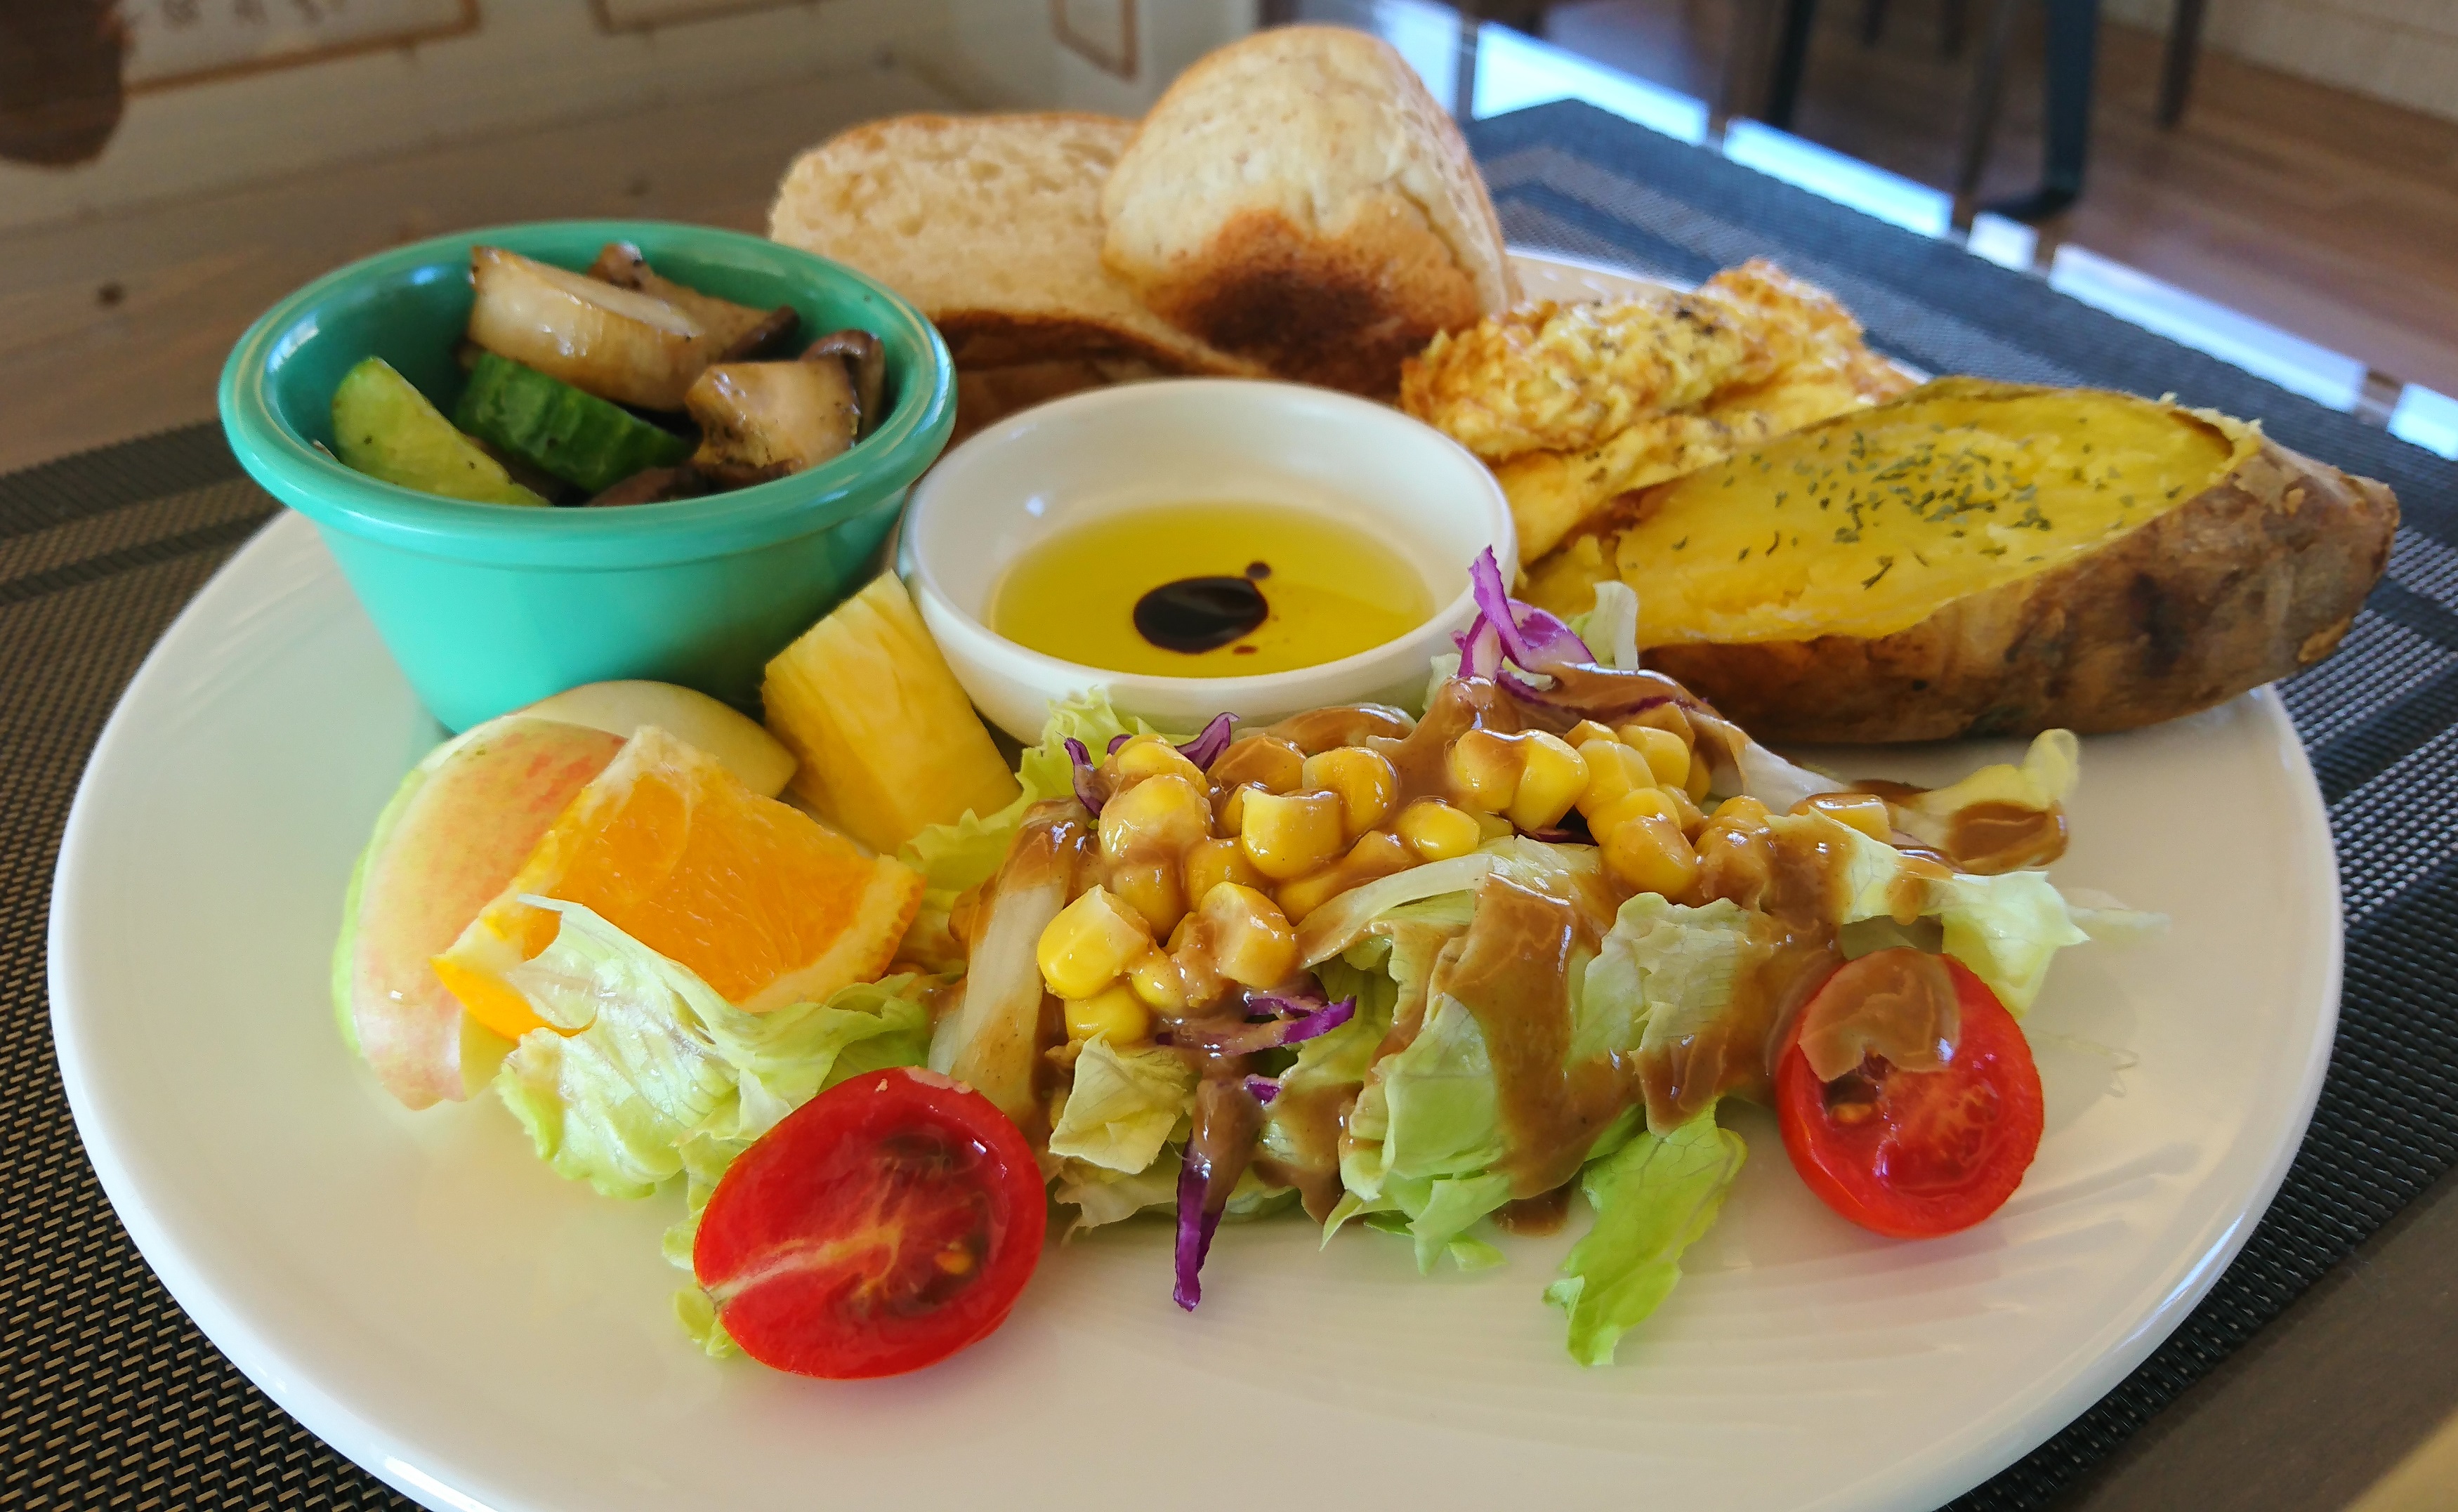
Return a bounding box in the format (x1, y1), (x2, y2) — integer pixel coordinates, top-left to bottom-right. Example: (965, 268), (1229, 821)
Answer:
(763, 574), (1020, 854)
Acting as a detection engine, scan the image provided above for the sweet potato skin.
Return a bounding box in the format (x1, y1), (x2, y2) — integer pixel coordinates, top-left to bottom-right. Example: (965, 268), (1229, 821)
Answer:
(1643, 430), (2400, 742)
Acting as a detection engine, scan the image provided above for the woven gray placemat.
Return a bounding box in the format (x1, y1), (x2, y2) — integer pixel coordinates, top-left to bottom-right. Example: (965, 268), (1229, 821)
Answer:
(3, 440), (409, 1508)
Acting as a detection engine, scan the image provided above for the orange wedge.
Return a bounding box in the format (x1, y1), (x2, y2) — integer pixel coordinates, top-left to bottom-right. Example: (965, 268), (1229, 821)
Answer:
(433, 726), (921, 1038)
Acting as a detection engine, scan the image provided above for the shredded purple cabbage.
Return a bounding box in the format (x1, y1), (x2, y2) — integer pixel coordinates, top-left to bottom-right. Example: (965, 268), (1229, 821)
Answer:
(1159, 995), (1357, 1056)
(1106, 732), (1133, 755)
(1454, 614), (1504, 679)
(1173, 1153), (1222, 1310)
(1177, 713), (1237, 770)
(1461, 548), (1591, 678)
(1063, 737), (1104, 815)
(1242, 1074), (1280, 1105)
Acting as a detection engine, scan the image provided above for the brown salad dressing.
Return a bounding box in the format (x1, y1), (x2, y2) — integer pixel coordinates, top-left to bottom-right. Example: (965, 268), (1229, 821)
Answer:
(1264, 702), (1419, 755)
(1947, 801), (2069, 873)
(994, 671), (2034, 1237)
(1438, 877), (1633, 1198)
(1365, 677), (1525, 807)
(1794, 948), (1961, 1082)
(1253, 1079), (1353, 1221)
(1848, 778), (2070, 874)
(1188, 1072), (1264, 1217)
(1494, 1185), (1576, 1236)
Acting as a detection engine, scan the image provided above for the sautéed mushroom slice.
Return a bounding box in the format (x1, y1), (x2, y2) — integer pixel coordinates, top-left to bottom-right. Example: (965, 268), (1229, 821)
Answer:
(586, 242), (800, 360)
(685, 355), (858, 485)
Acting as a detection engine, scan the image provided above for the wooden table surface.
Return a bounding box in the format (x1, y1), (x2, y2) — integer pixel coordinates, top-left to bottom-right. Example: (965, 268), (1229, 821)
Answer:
(4, 22), (2452, 1512)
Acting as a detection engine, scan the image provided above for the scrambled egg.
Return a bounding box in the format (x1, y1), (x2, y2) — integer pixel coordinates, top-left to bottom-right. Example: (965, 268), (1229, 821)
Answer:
(1400, 293), (1765, 461)
(1402, 259), (1916, 563)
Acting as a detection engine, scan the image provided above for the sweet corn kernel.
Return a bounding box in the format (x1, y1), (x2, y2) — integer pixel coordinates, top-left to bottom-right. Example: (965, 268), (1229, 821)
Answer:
(1108, 861), (1186, 939)
(1621, 704), (1690, 741)
(1604, 813), (1702, 897)
(1099, 773), (1213, 862)
(1621, 724), (1693, 790)
(1239, 789), (1346, 881)
(1351, 829), (1412, 870)
(1110, 732), (1206, 785)
(1476, 809), (1515, 841)
(1198, 882), (1299, 989)
(1505, 732), (1589, 831)
(1568, 719), (1619, 747)
(1683, 749), (1714, 802)
(1183, 835), (1266, 902)
(1126, 947), (1189, 1012)
(1215, 782), (1251, 837)
(1590, 787), (1683, 837)
(1277, 831), (1412, 921)
(1036, 886), (1153, 1000)
(1709, 795), (1772, 832)
(1065, 981), (1153, 1044)
(1662, 784), (1706, 838)
(1575, 739), (1656, 819)
(1796, 791), (1894, 840)
(1447, 728), (1523, 812)
(1209, 735), (1306, 794)
(1302, 746), (1400, 838)
(1396, 797), (1482, 861)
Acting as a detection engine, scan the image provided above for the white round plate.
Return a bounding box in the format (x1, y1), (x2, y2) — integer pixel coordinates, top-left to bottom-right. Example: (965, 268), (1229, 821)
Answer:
(53, 263), (2337, 1512)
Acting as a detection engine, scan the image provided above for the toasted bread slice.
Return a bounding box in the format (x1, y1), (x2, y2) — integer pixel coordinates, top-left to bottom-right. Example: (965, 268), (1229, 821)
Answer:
(768, 112), (1258, 376)
(1100, 27), (1517, 397)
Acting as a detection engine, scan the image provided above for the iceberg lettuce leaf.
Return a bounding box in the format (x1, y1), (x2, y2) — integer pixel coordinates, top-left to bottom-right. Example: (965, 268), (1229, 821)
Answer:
(1544, 1111), (1745, 1366)
(1049, 1037), (1196, 1174)
(491, 900), (930, 1202)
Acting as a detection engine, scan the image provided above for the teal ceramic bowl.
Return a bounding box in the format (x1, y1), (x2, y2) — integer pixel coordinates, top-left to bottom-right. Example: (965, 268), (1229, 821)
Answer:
(221, 221), (954, 732)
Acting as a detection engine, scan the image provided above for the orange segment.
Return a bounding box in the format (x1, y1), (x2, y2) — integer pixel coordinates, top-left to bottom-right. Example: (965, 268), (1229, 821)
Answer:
(435, 727), (921, 1027)
(431, 949), (550, 1041)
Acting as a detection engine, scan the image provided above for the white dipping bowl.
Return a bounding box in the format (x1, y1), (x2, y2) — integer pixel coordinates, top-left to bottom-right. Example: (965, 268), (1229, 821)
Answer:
(900, 379), (1514, 741)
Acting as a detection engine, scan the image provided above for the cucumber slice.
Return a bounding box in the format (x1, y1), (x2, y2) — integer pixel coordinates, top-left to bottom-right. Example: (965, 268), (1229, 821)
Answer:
(330, 357), (546, 506)
(454, 352), (693, 494)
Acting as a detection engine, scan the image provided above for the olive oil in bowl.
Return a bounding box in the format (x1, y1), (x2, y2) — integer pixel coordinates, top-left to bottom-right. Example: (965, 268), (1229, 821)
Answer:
(992, 503), (1433, 678)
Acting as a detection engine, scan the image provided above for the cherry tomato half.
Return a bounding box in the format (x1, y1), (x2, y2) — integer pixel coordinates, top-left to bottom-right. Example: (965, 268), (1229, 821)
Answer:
(692, 1067), (1046, 1379)
(1775, 951), (2043, 1239)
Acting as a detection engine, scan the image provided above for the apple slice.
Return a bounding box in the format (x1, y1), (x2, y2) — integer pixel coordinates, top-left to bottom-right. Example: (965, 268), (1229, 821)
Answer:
(340, 716), (625, 1109)
(516, 680), (796, 797)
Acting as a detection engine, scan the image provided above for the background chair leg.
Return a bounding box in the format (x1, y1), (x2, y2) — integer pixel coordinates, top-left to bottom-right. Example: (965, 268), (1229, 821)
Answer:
(1766, 0), (1818, 129)
(1955, 0), (2021, 209)
(1985, 0), (2098, 222)
(2159, 0), (2207, 127)
(1721, 0), (1781, 122)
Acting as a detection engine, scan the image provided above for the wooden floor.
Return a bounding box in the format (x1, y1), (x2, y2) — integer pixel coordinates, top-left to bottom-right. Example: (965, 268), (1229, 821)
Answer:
(1545, 0), (2458, 399)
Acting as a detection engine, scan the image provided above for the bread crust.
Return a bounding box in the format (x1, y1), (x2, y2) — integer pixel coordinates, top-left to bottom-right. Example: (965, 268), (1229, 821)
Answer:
(1100, 26), (1516, 397)
(928, 309), (1261, 374)
(1643, 428), (2400, 741)
(768, 110), (1258, 380)
(1143, 204), (1487, 396)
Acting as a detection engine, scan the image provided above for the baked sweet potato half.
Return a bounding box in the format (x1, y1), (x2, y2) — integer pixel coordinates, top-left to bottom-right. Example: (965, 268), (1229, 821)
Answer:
(1523, 377), (2399, 742)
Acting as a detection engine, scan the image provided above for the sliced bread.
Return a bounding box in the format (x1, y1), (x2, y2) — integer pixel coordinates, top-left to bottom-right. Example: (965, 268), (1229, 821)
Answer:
(1099, 27), (1518, 397)
(768, 112), (1257, 375)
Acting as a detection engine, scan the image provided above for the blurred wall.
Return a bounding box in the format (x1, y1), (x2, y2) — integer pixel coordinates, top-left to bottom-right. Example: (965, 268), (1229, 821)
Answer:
(2104, 0), (2458, 123)
(925, 0), (1258, 112)
(0, 1), (1270, 237)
